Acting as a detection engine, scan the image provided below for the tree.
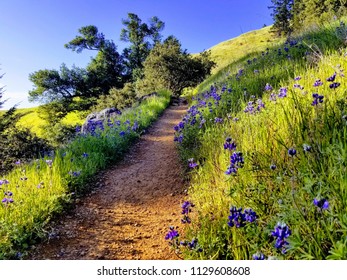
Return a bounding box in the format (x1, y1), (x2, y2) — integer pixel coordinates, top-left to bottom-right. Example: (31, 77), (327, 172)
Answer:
(0, 70), (17, 134)
(64, 25), (106, 52)
(120, 13), (165, 81)
(139, 36), (215, 97)
(0, 68), (50, 174)
(269, 0), (294, 36)
(28, 64), (92, 103)
(65, 25), (125, 91)
(29, 25), (125, 107)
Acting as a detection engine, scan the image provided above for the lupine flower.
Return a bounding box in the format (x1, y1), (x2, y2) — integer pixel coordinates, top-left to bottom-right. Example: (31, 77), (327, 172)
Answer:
(45, 160), (53, 167)
(265, 83), (273, 91)
(256, 99), (265, 111)
(230, 152), (244, 167)
(313, 198), (329, 210)
(181, 201), (195, 215)
(294, 76), (301, 81)
(82, 153), (89, 158)
(225, 165), (238, 175)
(188, 158), (198, 169)
(165, 227), (179, 240)
(187, 238), (198, 249)
(303, 144), (312, 152)
(329, 82), (340, 89)
(270, 164), (277, 170)
(119, 131), (125, 137)
(244, 208), (257, 222)
(15, 160), (21, 165)
(228, 206), (257, 228)
(174, 134), (184, 143)
(253, 253), (265, 260)
(132, 121), (139, 131)
(313, 79), (323, 87)
(288, 148), (297, 157)
(312, 93), (324, 106)
(233, 117), (239, 122)
(228, 207), (245, 228)
(214, 117), (223, 123)
(0, 179), (9, 185)
(181, 215), (191, 224)
(278, 87), (287, 98)
(224, 137), (237, 151)
(244, 101), (255, 114)
(326, 72), (336, 82)
(294, 83), (304, 90)
(271, 222), (291, 253)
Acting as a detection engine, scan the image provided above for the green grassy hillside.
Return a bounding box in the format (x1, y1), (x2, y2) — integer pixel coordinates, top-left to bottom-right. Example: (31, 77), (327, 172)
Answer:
(174, 19), (347, 260)
(207, 26), (281, 74)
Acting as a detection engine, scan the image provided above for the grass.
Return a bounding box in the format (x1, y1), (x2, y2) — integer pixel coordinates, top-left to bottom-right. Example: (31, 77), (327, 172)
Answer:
(172, 18), (347, 260)
(0, 90), (170, 259)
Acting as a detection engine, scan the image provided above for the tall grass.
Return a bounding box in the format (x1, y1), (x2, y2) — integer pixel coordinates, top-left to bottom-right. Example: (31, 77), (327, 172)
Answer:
(0, 90), (170, 259)
(173, 19), (347, 259)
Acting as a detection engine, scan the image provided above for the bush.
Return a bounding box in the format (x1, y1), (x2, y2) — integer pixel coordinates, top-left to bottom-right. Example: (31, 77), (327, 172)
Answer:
(93, 83), (137, 111)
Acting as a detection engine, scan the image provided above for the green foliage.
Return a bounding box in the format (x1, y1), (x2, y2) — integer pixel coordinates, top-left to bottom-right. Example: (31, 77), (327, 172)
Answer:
(269, 0), (294, 36)
(120, 13), (165, 81)
(290, 0), (347, 31)
(1, 70), (51, 175)
(139, 36), (215, 97)
(64, 25), (106, 52)
(0, 90), (170, 259)
(28, 64), (92, 103)
(174, 18), (347, 260)
(93, 83), (136, 111)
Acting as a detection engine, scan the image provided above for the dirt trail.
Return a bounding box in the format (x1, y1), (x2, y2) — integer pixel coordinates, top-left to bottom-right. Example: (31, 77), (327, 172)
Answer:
(29, 104), (187, 260)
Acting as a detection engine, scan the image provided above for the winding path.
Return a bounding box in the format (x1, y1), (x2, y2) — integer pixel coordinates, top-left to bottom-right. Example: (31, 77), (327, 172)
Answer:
(29, 104), (187, 260)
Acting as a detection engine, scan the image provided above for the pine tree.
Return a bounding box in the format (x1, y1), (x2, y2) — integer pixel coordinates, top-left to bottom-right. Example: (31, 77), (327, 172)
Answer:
(269, 0), (294, 36)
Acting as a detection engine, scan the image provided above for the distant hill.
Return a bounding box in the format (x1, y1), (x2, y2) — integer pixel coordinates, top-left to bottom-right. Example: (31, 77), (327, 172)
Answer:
(204, 25), (283, 73)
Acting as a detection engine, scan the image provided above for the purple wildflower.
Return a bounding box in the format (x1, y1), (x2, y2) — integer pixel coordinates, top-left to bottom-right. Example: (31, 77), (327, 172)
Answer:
(271, 222), (291, 253)
(326, 72), (336, 82)
(253, 253), (266, 260)
(312, 93), (324, 106)
(244, 208), (257, 223)
(329, 82), (340, 89)
(265, 83), (273, 91)
(224, 137), (237, 151)
(313, 198), (329, 210)
(188, 158), (198, 169)
(270, 164), (277, 170)
(181, 201), (194, 224)
(313, 79), (323, 87)
(288, 148), (297, 157)
(256, 99), (265, 111)
(294, 76), (301, 81)
(303, 144), (312, 152)
(214, 117), (223, 123)
(228, 206), (257, 228)
(165, 227), (179, 240)
(278, 87), (287, 98)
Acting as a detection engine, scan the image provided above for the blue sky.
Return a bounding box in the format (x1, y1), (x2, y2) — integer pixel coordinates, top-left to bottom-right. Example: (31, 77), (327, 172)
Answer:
(0, 0), (273, 109)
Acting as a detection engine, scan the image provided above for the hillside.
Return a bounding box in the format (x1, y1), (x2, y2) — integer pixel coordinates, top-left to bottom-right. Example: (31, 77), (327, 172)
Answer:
(207, 25), (281, 73)
(175, 18), (347, 260)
